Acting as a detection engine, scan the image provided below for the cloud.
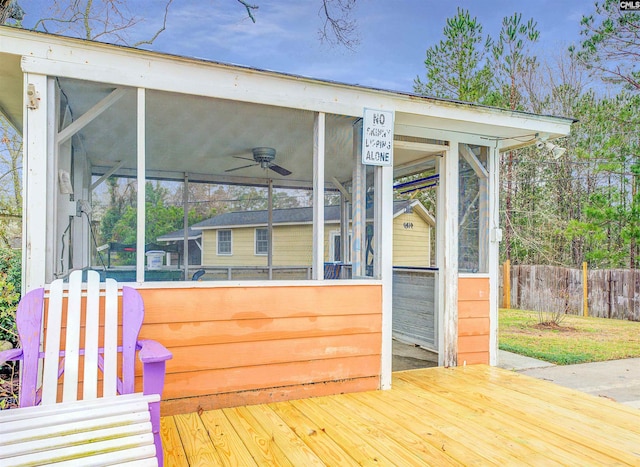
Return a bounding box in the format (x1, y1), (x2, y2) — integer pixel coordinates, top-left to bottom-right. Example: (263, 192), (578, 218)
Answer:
(150, 1), (319, 63)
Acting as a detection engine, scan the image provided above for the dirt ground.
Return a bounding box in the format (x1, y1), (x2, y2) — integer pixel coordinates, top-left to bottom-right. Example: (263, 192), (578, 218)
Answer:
(0, 368), (19, 409)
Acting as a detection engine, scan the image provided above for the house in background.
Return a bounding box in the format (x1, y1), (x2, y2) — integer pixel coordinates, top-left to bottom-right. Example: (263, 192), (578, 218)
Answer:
(170, 199), (434, 277)
(157, 227), (202, 267)
(0, 26), (572, 415)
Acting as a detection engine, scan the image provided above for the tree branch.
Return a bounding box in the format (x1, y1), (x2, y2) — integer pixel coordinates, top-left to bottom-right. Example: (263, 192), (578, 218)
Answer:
(236, 0), (258, 23)
(134, 0), (173, 46)
(318, 0), (359, 50)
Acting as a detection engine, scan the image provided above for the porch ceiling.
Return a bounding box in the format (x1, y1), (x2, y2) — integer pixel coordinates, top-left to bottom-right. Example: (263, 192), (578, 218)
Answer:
(58, 79), (444, 187)
(58, 80), (333, 186)
(0, 52), (23, 131)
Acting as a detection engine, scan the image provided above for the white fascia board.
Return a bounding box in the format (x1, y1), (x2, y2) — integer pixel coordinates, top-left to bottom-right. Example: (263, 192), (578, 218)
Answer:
(5, 28), (573, 136)
(158, 236), (200, 242)
(23, 50), (572, 138)
(395, 112), (572, 150)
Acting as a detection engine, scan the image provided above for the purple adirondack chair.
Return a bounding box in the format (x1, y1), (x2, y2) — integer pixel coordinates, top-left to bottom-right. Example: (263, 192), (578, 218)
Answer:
(0, 270), (172, 465)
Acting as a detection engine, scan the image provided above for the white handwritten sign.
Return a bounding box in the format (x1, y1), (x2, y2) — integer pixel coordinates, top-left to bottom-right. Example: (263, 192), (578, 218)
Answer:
(362, 108), (394, 166)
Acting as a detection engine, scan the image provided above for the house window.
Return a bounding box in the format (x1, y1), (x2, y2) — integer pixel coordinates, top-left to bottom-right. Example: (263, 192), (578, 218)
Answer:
(255, 228), (268, 255)
(330, 231), (352, 262)
(217, 230), (232, 255)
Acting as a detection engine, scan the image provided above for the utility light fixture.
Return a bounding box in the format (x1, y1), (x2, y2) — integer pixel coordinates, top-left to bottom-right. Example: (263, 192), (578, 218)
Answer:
(536, 139), (566, 159)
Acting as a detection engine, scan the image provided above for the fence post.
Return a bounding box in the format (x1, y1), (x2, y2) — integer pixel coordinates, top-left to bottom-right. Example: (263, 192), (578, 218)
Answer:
(583, 262), (588, 317)
(503, 260), (511, 309)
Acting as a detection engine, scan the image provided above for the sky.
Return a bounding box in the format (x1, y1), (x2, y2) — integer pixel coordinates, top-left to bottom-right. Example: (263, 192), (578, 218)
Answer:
(22, 0), (595, 94)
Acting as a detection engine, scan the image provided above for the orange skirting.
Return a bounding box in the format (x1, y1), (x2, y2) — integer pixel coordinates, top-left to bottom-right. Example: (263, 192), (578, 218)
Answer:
(458, 277), (490, 364)
(137, 284), (383, 414)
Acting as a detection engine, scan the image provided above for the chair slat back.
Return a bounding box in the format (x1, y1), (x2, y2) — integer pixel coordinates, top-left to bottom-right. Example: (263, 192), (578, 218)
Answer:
(122, 287), (144, 394)
(103, 277), (119, 397)
(61, 270), (83, 402)
(37, 269), (143, 405)
(82, 270), (100, 399)
(41, 279), (64, 405)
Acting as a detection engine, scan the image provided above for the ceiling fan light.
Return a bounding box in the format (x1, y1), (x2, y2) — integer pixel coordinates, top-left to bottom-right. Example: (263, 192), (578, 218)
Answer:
(252, 147), (276, 160)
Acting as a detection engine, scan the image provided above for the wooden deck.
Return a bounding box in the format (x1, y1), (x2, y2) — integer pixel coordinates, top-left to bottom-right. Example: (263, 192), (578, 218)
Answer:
(161, 365), (640, 466)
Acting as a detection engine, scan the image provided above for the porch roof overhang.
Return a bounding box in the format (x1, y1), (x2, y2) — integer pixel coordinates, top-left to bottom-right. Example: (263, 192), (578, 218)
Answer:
(0, 26), (574, 187)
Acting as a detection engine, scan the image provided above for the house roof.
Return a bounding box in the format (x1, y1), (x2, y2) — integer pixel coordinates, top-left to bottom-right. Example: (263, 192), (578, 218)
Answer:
(191, 200), (427, 230)
(0, 27), (573, 190)
(157, 227), (202, 242)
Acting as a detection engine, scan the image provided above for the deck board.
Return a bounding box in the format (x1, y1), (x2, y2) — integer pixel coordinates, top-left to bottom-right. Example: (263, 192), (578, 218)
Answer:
(400, 369), (640, 464)
(160, 416), (189, 466)
(199, 409), (258, 466)
(173, 411), (222, 466)
(163, 365), (640, 466)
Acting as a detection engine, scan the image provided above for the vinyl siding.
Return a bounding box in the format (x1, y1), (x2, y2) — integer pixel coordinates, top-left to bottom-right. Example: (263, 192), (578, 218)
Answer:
(201, 223), (342, 266)
(393, 211), (431, 267)
(272, 224), (314, 265)
(200, 216), (431, 268)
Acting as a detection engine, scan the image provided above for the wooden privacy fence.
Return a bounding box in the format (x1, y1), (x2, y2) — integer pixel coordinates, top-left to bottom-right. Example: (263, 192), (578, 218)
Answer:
(501, 264), (640, 321)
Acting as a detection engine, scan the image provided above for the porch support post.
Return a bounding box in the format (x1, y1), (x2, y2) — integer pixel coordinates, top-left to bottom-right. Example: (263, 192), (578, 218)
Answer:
(352, 119), (365, 278)
(440, 139), (459, 367)
(378, 164), (394, 389)
(340, 192), (349, 273)
(333, 176), (351, 274)
(47, 77), (59, 279)
(23, 73), (49, 291)
(488, 143), (501, 365)
(183, 173), (189, 276)
(135, 88), (146, 282)
(267, 178), (273, 280)
(312, 112), (325, 280)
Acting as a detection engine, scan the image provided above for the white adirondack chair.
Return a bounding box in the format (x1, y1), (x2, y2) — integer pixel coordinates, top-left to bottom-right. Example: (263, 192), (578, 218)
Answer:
(0, 270), (172, 466)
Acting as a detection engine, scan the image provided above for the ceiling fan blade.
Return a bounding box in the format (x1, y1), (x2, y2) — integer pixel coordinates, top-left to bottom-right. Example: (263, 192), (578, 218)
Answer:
(232, 156), (256, 162)
(269, 164), (292, 176)
(225, 163), (258, 173)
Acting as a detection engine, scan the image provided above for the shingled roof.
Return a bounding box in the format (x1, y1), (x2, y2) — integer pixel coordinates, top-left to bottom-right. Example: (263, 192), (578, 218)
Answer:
(191, 200), (415, 230)
(157, 227), (202, 242)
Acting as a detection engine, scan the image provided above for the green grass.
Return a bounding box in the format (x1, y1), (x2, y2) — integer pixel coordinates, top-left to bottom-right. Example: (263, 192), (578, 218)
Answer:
(499, 309), (640, 365)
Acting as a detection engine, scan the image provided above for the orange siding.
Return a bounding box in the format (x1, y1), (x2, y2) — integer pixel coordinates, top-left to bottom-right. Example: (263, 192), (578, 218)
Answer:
(137, 284), (383, 415)
(457, 277), (490, 365)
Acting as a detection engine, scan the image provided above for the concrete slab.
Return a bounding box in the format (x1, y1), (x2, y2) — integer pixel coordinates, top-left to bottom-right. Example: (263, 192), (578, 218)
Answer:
(497, 350), (555, 371)
(519, 358), (640, 409)
(392, 340), (437, 371)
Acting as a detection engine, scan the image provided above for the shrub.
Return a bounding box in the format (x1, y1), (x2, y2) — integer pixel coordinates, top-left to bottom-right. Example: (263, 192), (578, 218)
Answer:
(0, 249), (21, 347)
(0, 249), (21, 291)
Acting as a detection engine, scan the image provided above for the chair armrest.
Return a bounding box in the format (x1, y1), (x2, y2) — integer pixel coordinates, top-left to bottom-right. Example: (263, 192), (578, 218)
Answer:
(137, 339), (172, 363)
(138, 340), (172, 403)
(0, 348), (23, 365)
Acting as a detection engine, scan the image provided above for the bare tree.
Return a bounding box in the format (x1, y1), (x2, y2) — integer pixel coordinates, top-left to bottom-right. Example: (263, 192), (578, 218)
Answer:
(0, 0), (24, 25)
(0, 116), (22, 248)
(318, 0), (359, 49)
(32, 0), (175, 46)
(29, 1), (359, 49)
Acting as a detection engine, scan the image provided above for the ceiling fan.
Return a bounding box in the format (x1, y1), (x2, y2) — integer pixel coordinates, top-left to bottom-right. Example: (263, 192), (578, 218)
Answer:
(225, 147), (292, 176)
